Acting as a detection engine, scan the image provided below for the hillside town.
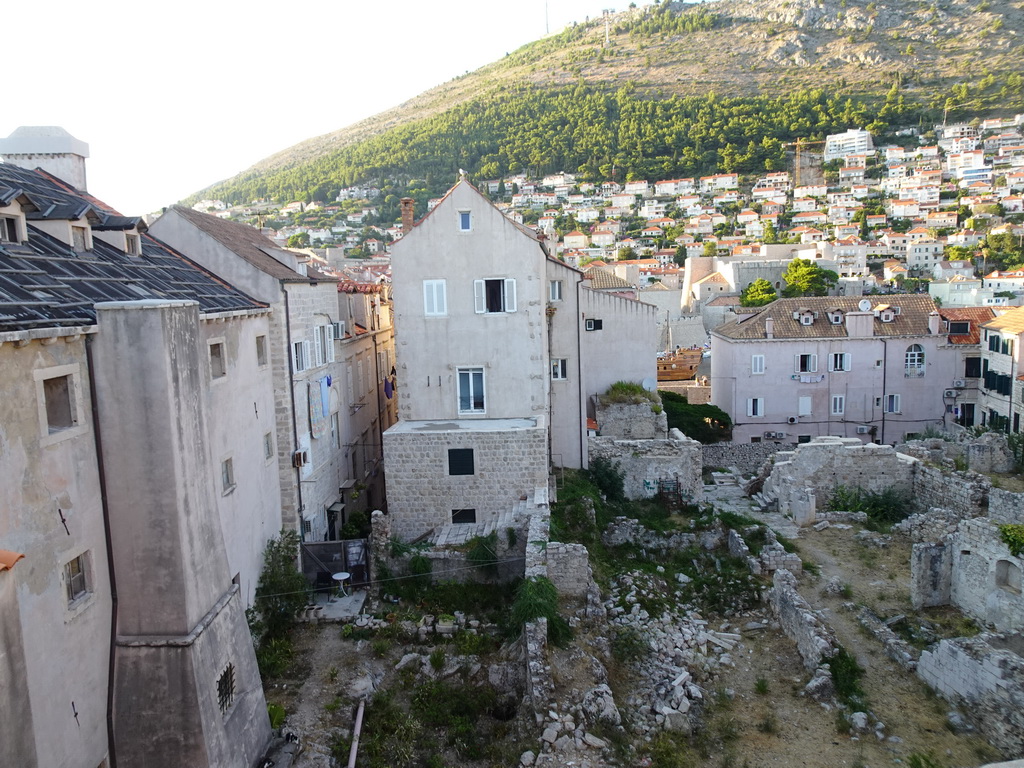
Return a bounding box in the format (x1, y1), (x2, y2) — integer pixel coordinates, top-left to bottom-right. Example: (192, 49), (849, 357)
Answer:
(2, 118), (1023, 768)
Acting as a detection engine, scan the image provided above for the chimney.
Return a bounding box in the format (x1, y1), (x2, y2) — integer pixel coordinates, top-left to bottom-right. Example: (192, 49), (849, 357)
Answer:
(400, 198), (415, 233)
(928, 311), (941, 335)
(765, 315), (774, 339)
(0, 126), (89, 191)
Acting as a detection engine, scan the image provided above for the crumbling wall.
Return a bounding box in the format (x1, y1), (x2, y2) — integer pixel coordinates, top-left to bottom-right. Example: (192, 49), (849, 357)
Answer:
(593, 399), (668, 439)
(546, 543), (592, 598)
(588, 429), (702, 502)
(522, 618), (554, 716)
(895, 507), (980, 543)
(951, 517), (1024, 633)
(703, 441), (784, 475)
(728, 527), (802, 576)
(990, 489), (1024, 525)
(911, 463), (989, 519)
(910, 542), (952, 610)
(767, 569), (837, 671)
(918, 634), (1024, 757)
(602, 516), (700, 551)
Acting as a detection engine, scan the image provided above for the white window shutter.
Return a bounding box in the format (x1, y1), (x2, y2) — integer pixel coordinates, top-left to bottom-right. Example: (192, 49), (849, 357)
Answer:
(827, 355), (835, 372)
(423, 281), (434, 315)
(303, 341), (312, 371)
(292, 343), (300, 372)
(810, 354), (818, 373)
(313, 328), (323, 367)
(326, 324), (335, 362)
(437, 281), (446, 315)
(474, 280), (485, 313)
(793, 355), (800, 373)
(844, 353), (851, 371)
(746, 398), (754, 417)
(504, 279), (517, 312)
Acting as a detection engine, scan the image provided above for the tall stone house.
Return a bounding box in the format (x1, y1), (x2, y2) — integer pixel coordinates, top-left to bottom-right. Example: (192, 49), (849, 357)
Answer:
(151, 207), (398, 541)
(0, 140), (270, 766)
(710, 295), (959, 445)
(383, 179), (656, 541)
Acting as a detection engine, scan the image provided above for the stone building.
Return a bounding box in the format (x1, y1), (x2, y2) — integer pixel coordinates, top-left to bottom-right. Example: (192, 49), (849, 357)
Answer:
(384, 179), (657, 540)
(977, 305), (1024, 433)
(0, 151), (270, 766)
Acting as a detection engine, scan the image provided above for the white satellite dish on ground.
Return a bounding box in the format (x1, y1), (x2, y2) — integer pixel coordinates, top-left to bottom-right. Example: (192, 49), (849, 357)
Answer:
(641, 377), (657, 392)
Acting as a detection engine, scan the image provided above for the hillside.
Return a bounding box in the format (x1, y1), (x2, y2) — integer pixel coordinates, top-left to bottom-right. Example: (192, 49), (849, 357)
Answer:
(193, 0), (1024, 205)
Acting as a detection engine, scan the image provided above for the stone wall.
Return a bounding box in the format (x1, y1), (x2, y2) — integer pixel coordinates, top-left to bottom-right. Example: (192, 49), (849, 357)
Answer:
(703, 441), (785, 475)
(522, 618), (555, 716)
(910, 542), (952, 610)
(918, 634), (1024, 757)
(951, 517), (1024, 633)
(910, 463), (989, 519)
(588, 429), (703, 502)
(383, 423), (548, 540)
(546, 543), (592, 598)
(990, 489), (1024, 524)
(602, 516), (700, 551)
(594, 399), (668, 440)
(767, 569), (837, 672)
(895, 507), (979, 543)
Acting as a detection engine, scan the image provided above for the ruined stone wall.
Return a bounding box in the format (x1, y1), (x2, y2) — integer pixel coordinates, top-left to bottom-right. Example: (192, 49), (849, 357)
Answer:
(910, 542), (952, 610)
(767, 569), (837, 671)
(522, 618), (554, 715)
(990, 488), (1024, 524)
(910, 464), (989, 519)
(703, 441), (784, 475)
(588, 429), (703, 502)
(594, 400), (668, 440)
(918, 634), (1024, 757)
(950, 517), (1024, 633)
(895, 507), (980, 543)
(546, 543), (592, 598)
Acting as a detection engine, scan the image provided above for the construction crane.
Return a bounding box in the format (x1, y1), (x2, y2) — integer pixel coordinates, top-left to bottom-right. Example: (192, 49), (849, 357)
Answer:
(783, 139), (826, 188)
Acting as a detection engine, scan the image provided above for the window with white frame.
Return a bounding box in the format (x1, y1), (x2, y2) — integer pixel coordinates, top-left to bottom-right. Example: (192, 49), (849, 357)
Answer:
(885, 394), (901, 413)
(831, 395), (845, 415)
(551, 359), (568, 380)
(795, 353), (817, 373)
(905, 344), (924, 372)
(125, 233), (140, 256)
(314, 324), (335, 367)
(0, 215), (21, 243)
(829, 353), (851, 372)
(457, 367), (485, 413)
(549, 280), (563, 301)
(423, 279), (447, 316)
(65, 553), (90, 604)
(459, 211), (472, 232)
(474, 278), (516, 313)
(746, 397), (764, 417)
(798, 396), (813, 416)
(72, 225), (90, 251)
(292, 340), (311, 372)
(751, 354), (765, 375)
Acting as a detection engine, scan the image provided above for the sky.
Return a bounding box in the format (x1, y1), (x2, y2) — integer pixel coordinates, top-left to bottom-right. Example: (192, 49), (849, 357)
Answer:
(3, 0), (644, 215)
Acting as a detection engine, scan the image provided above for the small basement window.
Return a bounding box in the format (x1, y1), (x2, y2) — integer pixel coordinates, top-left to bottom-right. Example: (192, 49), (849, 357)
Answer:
(452, 509), (477, 524)
(448, 448), (475, 476)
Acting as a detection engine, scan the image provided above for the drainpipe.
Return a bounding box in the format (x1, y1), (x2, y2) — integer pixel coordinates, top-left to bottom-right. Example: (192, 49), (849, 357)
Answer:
(880, 338), (888, 445)
(85, 334), (118, 768)
(283, 288), (304, 535)
(576, 278), (585, 468)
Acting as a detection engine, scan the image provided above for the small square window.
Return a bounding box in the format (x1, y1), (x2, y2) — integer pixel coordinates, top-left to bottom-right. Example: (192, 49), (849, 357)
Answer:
(217, 664), (235, 714)
(65, 553), (89, 604)
(263, 432), (274, 460)
(209, 342), (226, 378)
(452, 508), (477, 524)
(459, 211), (472, 231)
(221, 458), (235, 492)
(549, 280), (563, 301)
(256, 335), (268, 367)
(43, 374), (77, 432)
(585, 318), (603, 331)
(551, 359), (568, 380)
(448, 448), (475, 475)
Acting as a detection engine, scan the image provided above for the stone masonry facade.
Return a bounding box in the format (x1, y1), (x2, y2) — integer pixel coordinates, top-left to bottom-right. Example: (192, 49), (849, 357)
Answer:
(588, 429), (703, 502)
(383, 424), (548, 541)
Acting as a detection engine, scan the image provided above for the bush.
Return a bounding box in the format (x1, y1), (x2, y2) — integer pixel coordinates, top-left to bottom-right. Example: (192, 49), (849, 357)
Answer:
(248, 530), (308, 642)
(508, 576), (573, 646)
(660, 390), (732, 443)
(827, 485), (913, 531)
(829, 645), (866, 709)
(586, 456), (625, 501)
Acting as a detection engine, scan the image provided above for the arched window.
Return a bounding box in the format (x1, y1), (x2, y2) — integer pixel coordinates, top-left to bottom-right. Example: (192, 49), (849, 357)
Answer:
(996, 560), (1021, 594)
(905, 344), (925, 372)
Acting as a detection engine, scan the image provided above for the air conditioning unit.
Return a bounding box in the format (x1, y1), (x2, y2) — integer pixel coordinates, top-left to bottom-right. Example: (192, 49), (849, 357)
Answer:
(952, 379), (967, 388)
(292, 449), (310, 468)
(775, 431), (786, 438)
(943, 389), (959, 399)
(856, 426), (871, 434)
(787, 416), (798, 424)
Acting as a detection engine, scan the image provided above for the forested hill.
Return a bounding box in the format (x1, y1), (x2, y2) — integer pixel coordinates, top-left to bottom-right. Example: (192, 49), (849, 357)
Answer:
(192, 0), (1024, 206)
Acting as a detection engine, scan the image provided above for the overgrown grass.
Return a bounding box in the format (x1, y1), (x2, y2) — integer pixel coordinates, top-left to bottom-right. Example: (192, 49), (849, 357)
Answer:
(508, 576), (573, 647)
(829, 645), (867, 710)
(828, 485), (914, 531)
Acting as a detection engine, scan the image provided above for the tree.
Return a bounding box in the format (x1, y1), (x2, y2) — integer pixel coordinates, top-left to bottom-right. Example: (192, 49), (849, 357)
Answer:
(763, 221), (778, 244)
(248, 530), (308, 641)
(287, 232), (310, 248)
(702, 240), (718, 258)
(781, 258), (838, 297)
(617, 246), (636, 261)
(740, 278), (777, 307)
(673, 245), (687, 266)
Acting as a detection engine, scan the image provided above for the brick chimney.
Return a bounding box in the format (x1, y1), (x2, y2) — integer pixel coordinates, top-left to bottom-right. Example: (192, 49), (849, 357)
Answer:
(400, 198), (415, 233)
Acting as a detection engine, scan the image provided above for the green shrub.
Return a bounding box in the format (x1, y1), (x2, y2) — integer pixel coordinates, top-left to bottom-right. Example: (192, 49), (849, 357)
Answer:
(660, 390), (732, 443)
(998, 524), (1024, 557)
(587, 456), (625, 501)
(466, 532), (499, 577)
(827, 485), (913, 531)
(248, 530), (309, 642)
(829, 645), (866, 709)
(508, 576), (573, 646)
(611, 626), (650, 663)
(267, 702), (286, 729)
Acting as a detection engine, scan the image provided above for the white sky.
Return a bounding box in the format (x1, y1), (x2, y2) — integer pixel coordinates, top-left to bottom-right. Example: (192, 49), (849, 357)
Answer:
(3, 0), (640, 215)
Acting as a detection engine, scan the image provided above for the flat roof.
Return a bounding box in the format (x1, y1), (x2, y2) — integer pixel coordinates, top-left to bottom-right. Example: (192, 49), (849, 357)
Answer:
(386, 417), (539, 434)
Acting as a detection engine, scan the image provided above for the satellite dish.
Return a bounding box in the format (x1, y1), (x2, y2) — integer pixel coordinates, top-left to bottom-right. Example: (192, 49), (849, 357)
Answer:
(642, 377), (657, 392)
(858, 299), (871, 311)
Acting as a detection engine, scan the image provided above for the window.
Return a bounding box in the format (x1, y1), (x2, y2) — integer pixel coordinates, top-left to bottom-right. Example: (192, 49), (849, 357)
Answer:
(331, 413), (340, 449)
(72, 225), (89, 251)
(459, 211), (472, 232)
(549, 280), (563, 301)
(221, 458), (235, 493)
(751, 355), (765, 375)
(885, 394), (901, 413)
(209, 342), (226, 378)
(799, 396), (813, 417)
(474, 278), (516, 313)
(457, 367), (485, 413)
(905, 344), (925, 373)
(256, 335), (267, 367)
(996, 560), (1021, 594)
(585, 318), (603, 331)
(452, 508), (477, 524)
(217, 664), (235, 714)
(746, 397), (764, 417)
(829, 353), (850, 372)
(551, 359), (568, 380)
(263, 432), (274, 461)
(65, 553), (89, 604)
(43, 374), (77, 432)
(292, 340), (311, 372)
(965, 357), (981, 378)
(948, 321), (970, 335)
(448, 448), (475, 475)
(314, 325), (335, 366)
(831, 395), (845, 415)
(795, 354), (817, 373)
(0, 216), (19, 243)
(125, 234), (140, 256)
(989, 334), (1001, 352)
(423, 279), (447, 316)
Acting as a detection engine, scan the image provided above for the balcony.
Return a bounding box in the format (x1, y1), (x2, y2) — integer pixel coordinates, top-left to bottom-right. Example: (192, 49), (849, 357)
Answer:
(904, 367), (925, 378)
